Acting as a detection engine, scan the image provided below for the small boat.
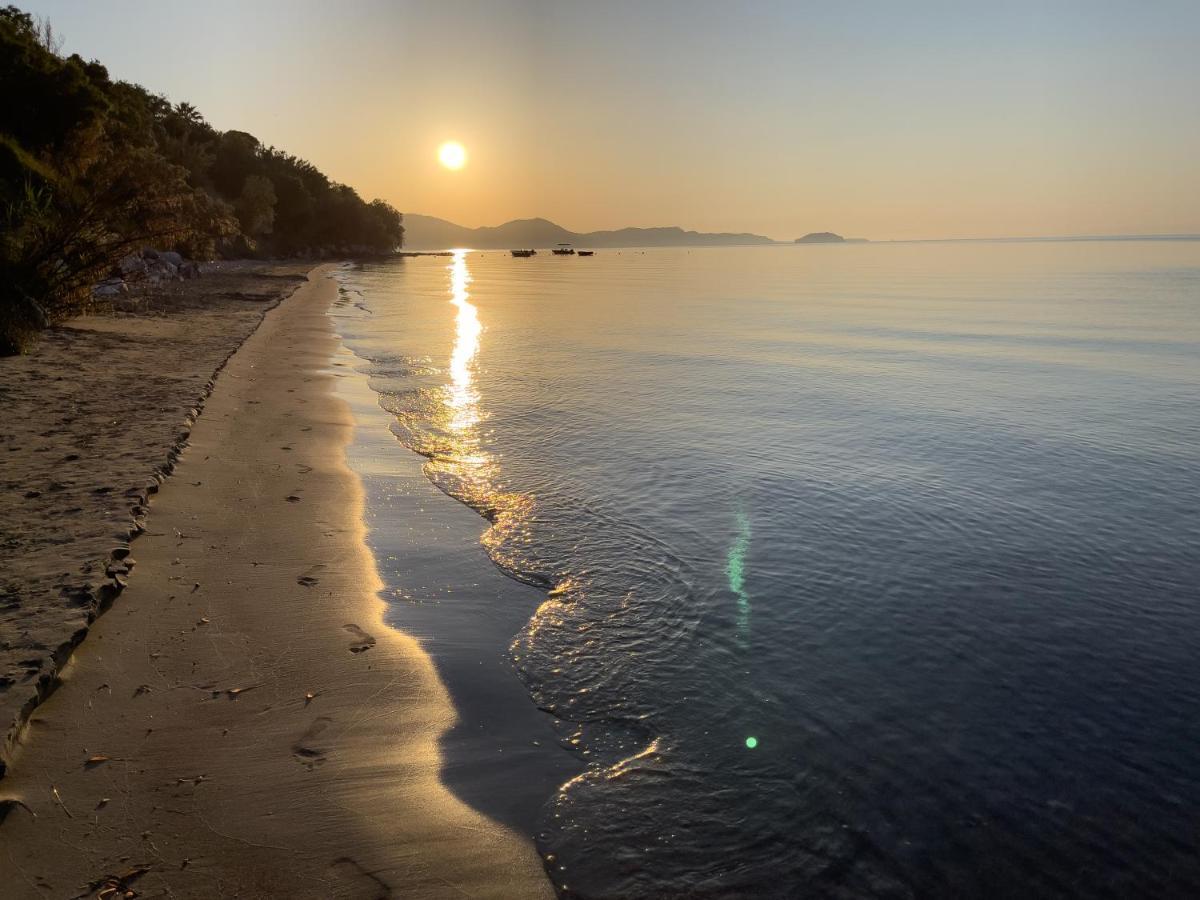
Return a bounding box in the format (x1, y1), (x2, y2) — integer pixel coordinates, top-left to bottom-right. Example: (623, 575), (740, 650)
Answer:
(577, 250), (594, 257)
(510, 249), (536, 257)
(551, 243), (576, 255)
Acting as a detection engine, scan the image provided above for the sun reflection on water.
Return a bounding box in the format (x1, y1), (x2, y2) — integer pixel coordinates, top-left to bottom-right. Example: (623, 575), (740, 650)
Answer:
(430, 251), (535, 576)
(448, 250), (481, 435)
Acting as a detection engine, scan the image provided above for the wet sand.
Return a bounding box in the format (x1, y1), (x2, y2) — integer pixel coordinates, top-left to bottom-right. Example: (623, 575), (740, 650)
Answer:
(0, 269), (552, 897)
(332, 334), (582, 839)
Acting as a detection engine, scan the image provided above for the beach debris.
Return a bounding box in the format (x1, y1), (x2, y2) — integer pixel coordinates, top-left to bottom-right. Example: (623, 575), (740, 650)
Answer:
(51, 785), (73, 818)
(85, 754), (112, 768)
(134, 684), (152, 697)
(304, 691), (316, 705)
(297, 575), (319, 588)
(190, 582), (200, 593)
(96, 798), (110, 809)
(285, 494), (302, 503)
(197, 617), (210, 626)
(86, 862), (151, 899)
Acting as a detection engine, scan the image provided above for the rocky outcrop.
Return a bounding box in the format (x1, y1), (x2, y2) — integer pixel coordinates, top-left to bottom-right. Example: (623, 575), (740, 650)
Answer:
(94, 249), (205, 298)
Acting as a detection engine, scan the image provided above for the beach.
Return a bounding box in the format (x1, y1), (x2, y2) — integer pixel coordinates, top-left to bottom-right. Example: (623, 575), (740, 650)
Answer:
(0, 267), (550, 897)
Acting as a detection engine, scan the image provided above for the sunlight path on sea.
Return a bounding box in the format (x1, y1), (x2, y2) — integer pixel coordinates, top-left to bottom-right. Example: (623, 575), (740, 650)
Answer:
(448, 250), (482, 435)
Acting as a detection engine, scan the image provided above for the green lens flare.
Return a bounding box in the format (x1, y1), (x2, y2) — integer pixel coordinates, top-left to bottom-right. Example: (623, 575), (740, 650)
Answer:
(745, 736), (758, 749)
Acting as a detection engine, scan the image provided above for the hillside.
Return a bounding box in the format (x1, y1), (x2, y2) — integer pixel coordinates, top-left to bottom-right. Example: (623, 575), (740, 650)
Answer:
(0, 6), (401, 353)
(404, 215), (779, 250)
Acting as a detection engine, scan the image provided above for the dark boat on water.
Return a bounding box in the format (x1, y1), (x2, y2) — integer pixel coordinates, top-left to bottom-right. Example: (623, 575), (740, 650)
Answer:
(577, 250), (595, 256)
(552, 243), (576, 255)
(510, 249), (537, 257)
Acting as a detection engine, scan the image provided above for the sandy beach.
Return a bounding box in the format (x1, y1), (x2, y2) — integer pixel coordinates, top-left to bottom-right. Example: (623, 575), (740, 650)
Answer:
(0, 263), (312, 770)
(0, 268), (551, 897)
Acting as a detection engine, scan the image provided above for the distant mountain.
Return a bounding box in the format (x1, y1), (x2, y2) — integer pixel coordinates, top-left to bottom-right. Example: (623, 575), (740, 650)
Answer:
(795, 232), (844, 243)
(403, 214), (779, 250)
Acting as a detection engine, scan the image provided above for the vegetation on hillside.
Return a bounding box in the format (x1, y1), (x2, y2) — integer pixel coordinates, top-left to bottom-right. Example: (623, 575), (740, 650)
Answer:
(0, 5), (403, 353)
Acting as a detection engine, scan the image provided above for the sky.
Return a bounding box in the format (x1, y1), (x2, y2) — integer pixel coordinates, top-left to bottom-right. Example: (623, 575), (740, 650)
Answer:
(22, 0), (1200, 240)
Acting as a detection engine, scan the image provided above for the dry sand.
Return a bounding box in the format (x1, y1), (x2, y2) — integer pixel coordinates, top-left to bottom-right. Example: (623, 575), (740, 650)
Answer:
(0, 268), (552, 897)
(0, 263), (312, 770)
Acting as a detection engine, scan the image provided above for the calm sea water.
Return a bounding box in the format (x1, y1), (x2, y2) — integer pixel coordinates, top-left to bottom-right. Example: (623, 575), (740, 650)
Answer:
(334, 242), (1200, 898)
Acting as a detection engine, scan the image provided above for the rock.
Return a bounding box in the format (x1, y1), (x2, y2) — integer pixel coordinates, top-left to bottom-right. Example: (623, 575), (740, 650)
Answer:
(141, 248), (160, 260)
(159, 251), (184, 267)
(92, 278), (128, 297)
(179, 261), (202, 279)
(147, 260), (179, 281)
(119, 254), (147, 276)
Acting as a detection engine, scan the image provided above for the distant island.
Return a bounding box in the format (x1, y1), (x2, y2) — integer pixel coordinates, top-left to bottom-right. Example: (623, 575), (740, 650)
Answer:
(404, 214), (778, 250)
(795, 232), (845, 243)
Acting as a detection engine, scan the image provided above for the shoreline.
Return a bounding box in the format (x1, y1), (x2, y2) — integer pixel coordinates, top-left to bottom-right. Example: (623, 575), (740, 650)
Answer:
(0, 268), (551, 897)
(330, 290), (582, 839)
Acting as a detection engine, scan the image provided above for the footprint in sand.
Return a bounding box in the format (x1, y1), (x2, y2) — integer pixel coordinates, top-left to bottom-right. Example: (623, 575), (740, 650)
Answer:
(343, 624), (376, 654)
(297, 564), (324, 588)
(292, 716), (332, 768)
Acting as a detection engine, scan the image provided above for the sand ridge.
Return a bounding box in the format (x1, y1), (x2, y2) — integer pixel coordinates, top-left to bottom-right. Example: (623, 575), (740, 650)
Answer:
(0, 268), (553, 898)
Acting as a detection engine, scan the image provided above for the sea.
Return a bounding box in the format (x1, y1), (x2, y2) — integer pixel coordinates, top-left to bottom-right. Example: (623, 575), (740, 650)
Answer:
(331, 240), (1200, 898)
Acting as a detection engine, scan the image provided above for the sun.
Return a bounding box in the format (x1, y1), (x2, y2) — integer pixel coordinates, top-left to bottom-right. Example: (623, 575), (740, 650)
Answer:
(438, 141), (467, 170)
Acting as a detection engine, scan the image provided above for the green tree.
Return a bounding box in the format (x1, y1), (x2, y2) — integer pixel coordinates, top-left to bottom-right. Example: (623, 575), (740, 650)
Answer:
(1, 3), (404, 353)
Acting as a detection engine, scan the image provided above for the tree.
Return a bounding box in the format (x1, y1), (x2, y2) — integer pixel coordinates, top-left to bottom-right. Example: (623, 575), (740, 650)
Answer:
(235, 174), (276, 240)
(1, 3), (406, 353)
(209, 130), (261, 198)
(0, 6), (231, 351)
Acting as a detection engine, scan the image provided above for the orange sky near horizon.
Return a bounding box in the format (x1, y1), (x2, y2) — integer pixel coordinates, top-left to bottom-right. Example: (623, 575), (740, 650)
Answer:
(22, 0), (1200, 241)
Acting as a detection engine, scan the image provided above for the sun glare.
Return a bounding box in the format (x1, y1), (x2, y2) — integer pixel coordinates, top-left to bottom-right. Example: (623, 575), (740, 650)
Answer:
(438, 141), (467, 170)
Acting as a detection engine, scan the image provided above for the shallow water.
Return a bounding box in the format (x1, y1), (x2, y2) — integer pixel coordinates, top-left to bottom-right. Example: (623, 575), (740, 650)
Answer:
(334, 242), (1200, 898)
